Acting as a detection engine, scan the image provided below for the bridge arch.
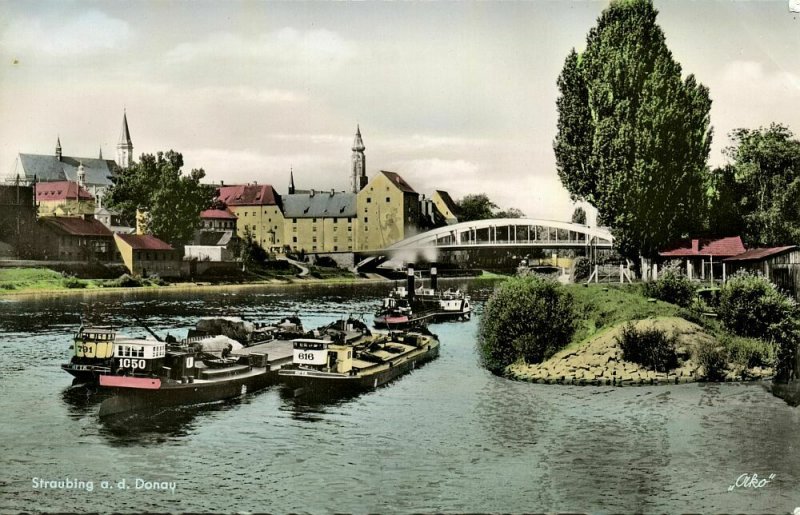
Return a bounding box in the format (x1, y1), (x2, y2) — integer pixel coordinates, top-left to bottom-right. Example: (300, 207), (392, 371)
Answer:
(387, 218), (614, 250)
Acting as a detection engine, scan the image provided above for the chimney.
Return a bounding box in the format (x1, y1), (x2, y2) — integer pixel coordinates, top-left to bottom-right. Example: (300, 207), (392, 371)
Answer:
(430, 266), (438, 291)
(407, 266), (415, 304)
(330, 189), (335, 197)
(692, 239), (699, 254)
(220, 180), (224, 186)
(310, 189), (315, 197)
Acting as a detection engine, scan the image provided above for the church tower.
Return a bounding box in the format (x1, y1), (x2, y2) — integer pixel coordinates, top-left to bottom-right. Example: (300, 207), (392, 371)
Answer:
(116, 110), (133, 169)
(351, 125), (367, 193)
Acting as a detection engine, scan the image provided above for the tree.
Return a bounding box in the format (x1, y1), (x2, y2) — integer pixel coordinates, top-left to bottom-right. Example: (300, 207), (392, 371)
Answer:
(455, 194), (497, 222)
(495, 207), (525, 219)
(554, 0), (712, 259)
(105, 151), (215, 245)
(709, 124), (800, 246)
(239, 226), (269, 271)
(571, 206), (587, 225)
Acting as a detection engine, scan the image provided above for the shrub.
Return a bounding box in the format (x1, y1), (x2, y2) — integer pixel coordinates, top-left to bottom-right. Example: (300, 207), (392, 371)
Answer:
(0, 283), (16, 290)
(109, 274), (143, 288)
(62, 277), (86, 289)
(642, 267), (696, 307)
(478, 275), (576, 373)
(694, 338), (728, 381)
(315, 256), (338, 268)
(615, 322), (678, 372)
(723, 335), (775, 369)
(144, 275), (166, 286)
(571, 256), (591, 282)
(718, 271), (797, 340)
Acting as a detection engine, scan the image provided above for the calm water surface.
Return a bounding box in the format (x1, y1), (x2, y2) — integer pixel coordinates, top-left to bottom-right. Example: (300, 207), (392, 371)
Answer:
(0, 280), (798, 514)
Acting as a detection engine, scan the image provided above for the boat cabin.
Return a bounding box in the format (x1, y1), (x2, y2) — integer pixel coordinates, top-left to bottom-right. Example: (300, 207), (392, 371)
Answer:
(292, 338), (354, 374)
(113, 339), (168, 374)
(73, 327), (116, 360)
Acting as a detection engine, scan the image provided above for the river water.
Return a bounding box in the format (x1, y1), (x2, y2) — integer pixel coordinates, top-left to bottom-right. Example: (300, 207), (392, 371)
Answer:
(0, 280), (798, 514)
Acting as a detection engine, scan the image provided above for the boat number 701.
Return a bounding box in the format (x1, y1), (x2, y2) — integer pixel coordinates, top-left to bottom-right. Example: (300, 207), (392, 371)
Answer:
(119, 358), (146, 369)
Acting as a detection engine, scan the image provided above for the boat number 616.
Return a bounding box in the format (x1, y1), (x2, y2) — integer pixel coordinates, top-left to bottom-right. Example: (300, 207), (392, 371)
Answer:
(297, 353), (316, 361)
(119, 358), (146, 369)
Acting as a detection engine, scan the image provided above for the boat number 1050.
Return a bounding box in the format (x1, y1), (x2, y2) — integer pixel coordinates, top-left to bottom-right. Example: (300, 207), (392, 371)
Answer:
(119, 358), (146, 369)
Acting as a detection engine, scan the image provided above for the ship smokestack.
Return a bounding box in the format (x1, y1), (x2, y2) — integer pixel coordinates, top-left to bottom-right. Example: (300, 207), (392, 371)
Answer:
(430, 266), (438, 291)
(407, 266), (415, 304)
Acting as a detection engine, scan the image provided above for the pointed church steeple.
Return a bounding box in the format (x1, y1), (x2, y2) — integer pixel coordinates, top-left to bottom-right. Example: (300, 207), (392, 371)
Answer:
(99, 146), (103, 160)
(289, 167), (296, 194)
(116, 109), (133, 169)
(56, 136), (62, 161)
(351, 125), (367, 193)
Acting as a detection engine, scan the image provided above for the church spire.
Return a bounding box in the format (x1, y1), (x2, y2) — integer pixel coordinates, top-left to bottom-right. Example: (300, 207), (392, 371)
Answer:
(116, 109), (133, 169)
(351, 125), (367, 193)
(99, 146), (103, 159)
(289, 167), (296, 194)
(56, 136), (62, 161)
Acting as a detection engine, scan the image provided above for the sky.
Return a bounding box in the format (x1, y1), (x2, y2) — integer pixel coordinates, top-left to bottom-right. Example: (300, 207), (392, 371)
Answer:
(1, 0), (798, 222)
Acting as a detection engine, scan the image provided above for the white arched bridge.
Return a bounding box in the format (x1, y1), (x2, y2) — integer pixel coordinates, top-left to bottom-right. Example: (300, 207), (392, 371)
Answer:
(387, 218), (614, 251)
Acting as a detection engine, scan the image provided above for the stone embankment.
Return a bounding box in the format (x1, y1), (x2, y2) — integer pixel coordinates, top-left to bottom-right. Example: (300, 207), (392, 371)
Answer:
(507, 317), (773, 386)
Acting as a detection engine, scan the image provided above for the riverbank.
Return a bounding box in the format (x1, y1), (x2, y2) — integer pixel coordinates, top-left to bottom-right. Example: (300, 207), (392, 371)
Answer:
(507, 316), (774, 386)
(500, 283), (775, 386)
(0, 268), (394, 299)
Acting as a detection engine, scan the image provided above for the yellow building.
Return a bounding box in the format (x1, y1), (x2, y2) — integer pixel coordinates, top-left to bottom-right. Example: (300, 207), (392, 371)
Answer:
(282, 190), (356, 253)
(35, 180), (95, 217)
(432, 190), (459, 225)
(114, 233), (181, 278)
(356, 171), (421, 251)
(217, 184), (284, 253)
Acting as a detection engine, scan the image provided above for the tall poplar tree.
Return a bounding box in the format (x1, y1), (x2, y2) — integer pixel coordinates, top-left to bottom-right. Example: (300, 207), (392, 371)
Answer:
(554, 0), (712, 259)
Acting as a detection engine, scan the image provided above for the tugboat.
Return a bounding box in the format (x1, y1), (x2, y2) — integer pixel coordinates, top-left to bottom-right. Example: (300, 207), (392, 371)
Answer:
(279, 319), (439, 395)
(61, 325), (118, 383)
(373, 266), (470, 329)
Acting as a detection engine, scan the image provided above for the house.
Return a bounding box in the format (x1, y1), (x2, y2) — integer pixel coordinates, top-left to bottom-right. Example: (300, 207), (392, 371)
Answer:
(94, 207), (134, 234)
(217, 184), (284, 252)
(37, 216), (115, 262)
(658, 236), (746, 281)
(724, 246), (800, 298)
(35, 179), (95, 217)
(114, 233), (180, 278)
(356, 170), (421, 251)
(282, 190), (356, 253)
(432, 190), (459, 225)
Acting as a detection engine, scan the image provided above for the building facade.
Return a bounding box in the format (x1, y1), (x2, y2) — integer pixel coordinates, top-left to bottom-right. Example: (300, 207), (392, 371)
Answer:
(38, 216), (115, 262)
(283, 190), (356, 253)
(114, 233), (181, 277)
(35, 179), (95, 217)
(217, 184), (284, 253)
(356, 170), (421, 251)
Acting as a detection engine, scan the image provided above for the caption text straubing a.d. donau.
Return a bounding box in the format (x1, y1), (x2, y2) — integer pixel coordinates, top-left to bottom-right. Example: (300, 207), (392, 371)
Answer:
(31, 477), (176, 494)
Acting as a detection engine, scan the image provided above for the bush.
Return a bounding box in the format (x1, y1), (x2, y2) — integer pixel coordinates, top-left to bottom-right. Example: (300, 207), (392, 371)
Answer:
(145, 275), (166, 286)
(315, 256), (338, 268)
(723, 335), (775, 369)
(694, 338), (728, 381)
(108, 274), (143, 288)
(718, 271), (797, 340)
(615, 322), (678, 372)
(478, 275), (577, 373)
(62, 277), (87, 289)
(571, 256), (591, 282)
(643, 267), (696, 307)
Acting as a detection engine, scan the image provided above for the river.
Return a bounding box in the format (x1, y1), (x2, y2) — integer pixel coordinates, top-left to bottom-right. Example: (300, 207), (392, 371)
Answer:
(0, 280), (798, 513)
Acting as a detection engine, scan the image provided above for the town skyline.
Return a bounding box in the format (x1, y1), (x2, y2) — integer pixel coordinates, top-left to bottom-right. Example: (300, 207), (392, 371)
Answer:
(1, 1), (798, 220)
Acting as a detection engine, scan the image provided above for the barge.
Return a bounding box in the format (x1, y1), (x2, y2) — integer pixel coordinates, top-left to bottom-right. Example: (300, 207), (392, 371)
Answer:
(279, 322), (439, 395)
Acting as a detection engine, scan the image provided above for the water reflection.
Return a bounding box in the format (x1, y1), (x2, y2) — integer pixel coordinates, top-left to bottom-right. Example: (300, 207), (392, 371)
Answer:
(277, 384), (366, 421)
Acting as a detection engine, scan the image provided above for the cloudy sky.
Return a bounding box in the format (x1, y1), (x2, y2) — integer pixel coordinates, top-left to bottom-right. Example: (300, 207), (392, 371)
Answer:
(1, 1), (798, 220)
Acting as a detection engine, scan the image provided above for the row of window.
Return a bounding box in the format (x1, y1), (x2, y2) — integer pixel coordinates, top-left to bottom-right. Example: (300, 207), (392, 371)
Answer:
(291, 217), (353, 224)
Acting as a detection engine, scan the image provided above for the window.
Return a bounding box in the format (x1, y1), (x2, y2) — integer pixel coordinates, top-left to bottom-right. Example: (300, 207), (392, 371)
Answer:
(348, 226), (352, 232)
(313, 218), (317, 223)
(312, 236), (317, 243)
(312, 226), (317, 232)
(386, 197), (390, 203)
(364, 207), (368, 213)
(333, 236), (338, 242)
(293, 218), (297, 223)
(367, 197), (372, 203)
(293, 237), (297, 243)
(334, 246), (338, 251)
(348, 218), (352, 223)
(312, 246), (317, 251)
(333, 226), (338, 232)
(244, 212), (248, 216)
(293, 226), (297, 232)
(364, 217), (368, 223)
(333, 217), (338, 223)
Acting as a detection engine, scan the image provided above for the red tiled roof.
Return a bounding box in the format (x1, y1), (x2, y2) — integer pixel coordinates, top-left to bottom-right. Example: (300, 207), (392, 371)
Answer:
(659, 236), (746, 258)
(41, 216), (113, 237)
(217, 184), (278, 206)
(200, 208), (237, 220)
(724, 246), (797, 262)
(35, 181), (93, 201)
(115, 233), (174, 251)
(380, 171), (416, 194)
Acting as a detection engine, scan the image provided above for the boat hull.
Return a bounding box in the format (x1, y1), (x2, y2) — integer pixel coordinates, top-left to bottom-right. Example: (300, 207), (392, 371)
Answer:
(97, 368), (278, 417)
(280, 341), (439, 395)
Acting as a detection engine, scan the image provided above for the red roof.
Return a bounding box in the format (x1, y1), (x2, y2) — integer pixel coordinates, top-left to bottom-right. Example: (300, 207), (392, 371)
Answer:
(200, 208), (237, 220)
(659, 236), (746, 258)
(724, 246), (797, 262)
(40, 216), (112, 237)
(35, 181), (93, 201)
(380, 171), (416, 193)
(115, 234), (174, 251)
(217, 184), (278, 206)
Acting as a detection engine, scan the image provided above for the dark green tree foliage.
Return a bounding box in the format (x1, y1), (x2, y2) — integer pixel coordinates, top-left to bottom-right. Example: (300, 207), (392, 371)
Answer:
(239, 226), (269, 271)
(554, 0), (712, 259)
(709, 124), (800, 246)
(495, 207), (525, 219)
(642, 267), (696, 307)
(571, 206), (587, 225)
(455, 194), (498, 222)
(105, 151), (215, 245)
(478, 275), (577, 373)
